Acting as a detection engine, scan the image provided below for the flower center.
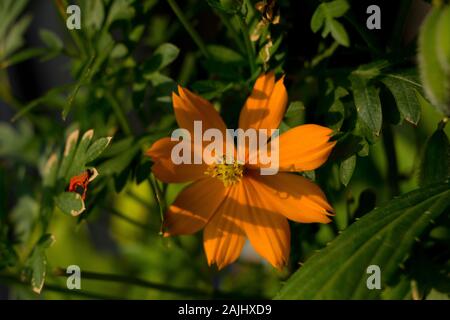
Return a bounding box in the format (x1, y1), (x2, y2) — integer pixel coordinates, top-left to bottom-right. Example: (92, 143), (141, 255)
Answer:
(205, 159), (244, 187)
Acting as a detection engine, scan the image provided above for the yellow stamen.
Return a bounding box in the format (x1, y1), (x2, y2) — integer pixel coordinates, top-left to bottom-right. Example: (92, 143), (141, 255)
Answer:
(205, 159), (244, 187)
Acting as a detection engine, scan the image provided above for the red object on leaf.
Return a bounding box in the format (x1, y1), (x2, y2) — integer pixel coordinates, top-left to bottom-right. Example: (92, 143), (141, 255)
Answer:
(67, 169), (96, 200)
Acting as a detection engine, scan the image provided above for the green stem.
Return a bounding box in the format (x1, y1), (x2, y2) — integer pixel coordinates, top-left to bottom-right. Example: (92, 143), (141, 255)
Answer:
(238, 16), (257, 75)
(108, 207), (150, 230)
(54, 0), (86, 57)
(53, 268), (233, 298)
(216, 11), (246, 54)
(166, 0), (210, 58)
(344, 13), (381, 57)
(0, 274), (118, 299)
(105, 92), (132, 136)
(148, 175), (165, 230)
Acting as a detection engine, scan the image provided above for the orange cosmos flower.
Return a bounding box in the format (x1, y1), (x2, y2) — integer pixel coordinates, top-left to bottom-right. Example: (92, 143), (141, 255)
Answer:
(146, 72), (336, 270)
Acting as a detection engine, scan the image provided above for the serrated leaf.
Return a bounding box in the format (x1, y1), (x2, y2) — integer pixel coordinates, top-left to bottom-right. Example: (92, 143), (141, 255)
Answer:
(275, 183), (450, 299)
(55, 192), (85, 216)
(340, 155), (356, 186)
(381, 75), (421, 125)
(419, 128), (450, 187)
(350, 76), (382, 135)
(418, 8), (450, 116)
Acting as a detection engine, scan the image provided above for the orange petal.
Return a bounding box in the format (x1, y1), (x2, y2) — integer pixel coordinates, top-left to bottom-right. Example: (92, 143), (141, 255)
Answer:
(203, 184), (246, 269)
(173, 86), (227, 135)
(248, 171), (333, 223)
(164, 177), (228, 236)
(239, 177), (291, 270)
(146, 137), (207, 183)
(276, 124), (336, 172)
(239, 72), (287, 132)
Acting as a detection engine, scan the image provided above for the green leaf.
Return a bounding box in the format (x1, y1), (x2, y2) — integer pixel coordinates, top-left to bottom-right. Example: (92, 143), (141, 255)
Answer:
(0, 0), (29, 39)
(111, 43), (128, 59)
(275, 183), (450, 299)
(105, 0), (135, 28)
(97, 145), (139, 176)
(436, 5), (450, 73)
(339, 155), (356, 186)
(350, 75), (382, 135)
(311, 6), (325, 33)
(0, 13), (31, 60)
(85, 136), (112, 163)
(311, 0), (350, 46)
(285, 101), (305, 118)
(80, 0), (105, 31)
(322, 0), (350, 18)
(57, 128), (80, 180)
(10, 196), (39, 243)
(191, 80), (233, 99)
(325, 87), (348, 130)
(142, 43), (180, 75)
(23, 233), (55, 294)
(207, 45), (245, 65)
(419, 128), (450, 187)
(206, 0), (240, 14)
(39, 29), (63, 51)
(329, 19), (349, 47)
(63, 55), (96, 120)
(55, 192), (86, 217)
(135, 159), (152, 184)
(66, 129), (94, 179)
(418, 7), (450, 116)
(381, 75), (421, 125)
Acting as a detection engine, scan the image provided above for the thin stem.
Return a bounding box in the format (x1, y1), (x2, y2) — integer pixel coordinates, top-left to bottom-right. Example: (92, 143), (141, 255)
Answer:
(166, 0), (210, 58)
(108, 207), (150, 230)
(344, 13), (381, 57)
(216, 11), (246, 54)
(238, 16), (257, 75)
(54, 0), (86, 57)
(53, 268), (226, 298)
(0, 274), (118, 299)
(105, 92), (132, 136)
(148, 175), (165, 230)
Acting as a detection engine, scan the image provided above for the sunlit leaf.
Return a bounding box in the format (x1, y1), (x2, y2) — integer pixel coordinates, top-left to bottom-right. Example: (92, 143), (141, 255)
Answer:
(275, 183), (450, 299)
(419, 127), (450, 187)
(55, 192), (85, 217)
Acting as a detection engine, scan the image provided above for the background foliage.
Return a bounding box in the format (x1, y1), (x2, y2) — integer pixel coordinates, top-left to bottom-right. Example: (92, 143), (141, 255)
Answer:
(0, 0), (449, 299)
